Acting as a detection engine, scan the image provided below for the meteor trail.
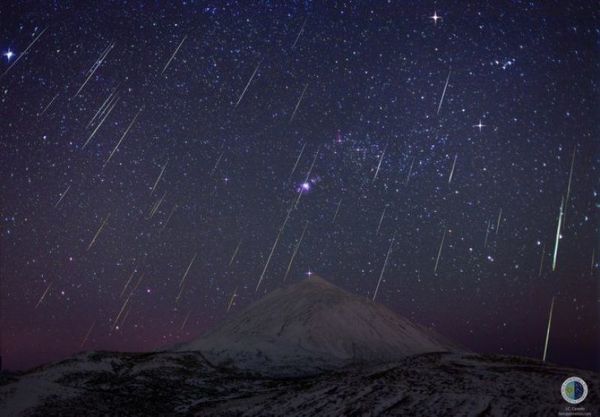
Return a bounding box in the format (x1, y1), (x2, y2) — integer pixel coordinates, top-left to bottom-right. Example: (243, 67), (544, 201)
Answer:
(437, 67), (451, 115)
(227, 287), (238, 312)
(372, 233), (396, 301)
(552, 197), (564, 271)
(121, 269), (137, 298)
(538, 243), (545, 277)
(228, 239), (242, 266)
(161, 204), (178, 232)
(150, 161), (168, 195)
(542, 296), (555, 362)
(82, 95), (119, 149)
(405, 157), (415, 185)
(0, 27), (48, 80)
(372, 144), (387, 182)
(210, 152), (224, 176)
(283, 221), (309, 282)
(291, 18), (307, 49)
(104, 108), (142, 168)
(448, 154), (457, 184)
(39, 93), (59, 116)
(111, 295), (131, 333)
(294, 147), (319, 209)
(74, 43), (115, 98)
(434, 229), (446, 273)
(288, 143), (306, 181)
(235, 59), (262, 108)
(161, 35), (187, 75)
(87, 86), (119, 128)
(563, 146), (576, 227)
(180, 309), (192, 330)
(483, 218), (491, 248)
(54, 184), (71, 208)
(35, 282), (52, 309)
(289, 83), (308, 122)
(376, 206), (387, 235)
(87, 214), (110, 251)
(332, 199), (342, 224)
(495, 208), (502, 234)
(179, 253), (198, 289)
(80, 321), (96, 349)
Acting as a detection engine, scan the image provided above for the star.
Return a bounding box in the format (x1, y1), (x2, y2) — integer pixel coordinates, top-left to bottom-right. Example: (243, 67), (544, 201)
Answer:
(430, 11), (442, 24)
(3, 49), (15, 61)
(473, 120), (486, 131)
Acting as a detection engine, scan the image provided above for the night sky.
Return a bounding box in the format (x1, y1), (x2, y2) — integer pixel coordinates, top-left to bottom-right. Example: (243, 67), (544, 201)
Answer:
(1, 1), (598, 372)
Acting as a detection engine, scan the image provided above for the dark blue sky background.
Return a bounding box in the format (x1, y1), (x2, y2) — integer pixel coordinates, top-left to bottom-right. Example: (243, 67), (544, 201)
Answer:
(1, 1), (598, 371)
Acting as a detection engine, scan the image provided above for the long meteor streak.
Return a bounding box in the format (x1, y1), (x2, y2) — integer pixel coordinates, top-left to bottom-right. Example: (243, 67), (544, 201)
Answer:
(83, 96), (119, 149)
(104, 108), (142, 168)
(373, 233), (396, 301)
(235, 60), (262, 108)
(1, 27), (48, 80)
(448, 154), (457, 184)
(552, 197), (564, 271)
(542, 296), (555, 362)
(54, 185), (71, 208)
(289, 83), (308, 122)
(35, 282), (53, 309)
(437, 67), (451, 115)
(288, 143), (306, 181)
(87, 214), (110, 251)
(161, 36), (187, 75)
(283, 221), (309, 282)
(434, 229), (446, 273)
(74, 43), (114, 98)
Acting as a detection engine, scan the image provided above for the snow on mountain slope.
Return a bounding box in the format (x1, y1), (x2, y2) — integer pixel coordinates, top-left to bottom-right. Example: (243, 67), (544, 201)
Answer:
(175, 275), (456, 374)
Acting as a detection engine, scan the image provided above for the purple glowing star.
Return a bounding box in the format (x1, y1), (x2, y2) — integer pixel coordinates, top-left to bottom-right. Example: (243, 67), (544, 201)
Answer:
(297, 182), (311, 193)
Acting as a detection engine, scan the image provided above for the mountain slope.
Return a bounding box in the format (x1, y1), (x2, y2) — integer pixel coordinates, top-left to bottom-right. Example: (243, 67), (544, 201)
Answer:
(175, 275), (456, 374)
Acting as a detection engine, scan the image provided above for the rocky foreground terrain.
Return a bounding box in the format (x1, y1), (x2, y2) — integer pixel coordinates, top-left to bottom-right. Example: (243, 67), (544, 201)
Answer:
(1, 350), (598, 416)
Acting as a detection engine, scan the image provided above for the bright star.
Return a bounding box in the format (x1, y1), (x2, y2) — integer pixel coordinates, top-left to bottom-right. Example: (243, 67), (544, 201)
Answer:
(4, 49), (15, 61)
(473, 120), (486, 131)
(430, 11), (442, 24)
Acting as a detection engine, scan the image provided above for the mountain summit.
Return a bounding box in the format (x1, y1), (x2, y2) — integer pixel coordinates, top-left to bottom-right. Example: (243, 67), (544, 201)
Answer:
(175, 275), (456, 375)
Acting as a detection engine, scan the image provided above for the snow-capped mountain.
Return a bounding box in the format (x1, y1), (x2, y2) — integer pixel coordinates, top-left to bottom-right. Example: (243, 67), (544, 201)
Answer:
(174, 275), (456, 375)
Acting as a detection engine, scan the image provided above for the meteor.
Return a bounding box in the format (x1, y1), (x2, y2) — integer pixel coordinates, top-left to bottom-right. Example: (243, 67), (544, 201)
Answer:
(562, 146), (576, 227)
(289, 83), (308, 122)
(39, 93), (59, 116)
(227, 288), (238, 312)
(74, 42), (115, 98)
(161, 35), (187, 75)
(495, 208), (502, 235)
(405, 157), (415, 185)
(434, 229), (446, 273)
(179, 253), (198, 289)
(54, 184), (71, 208)
(283, 221), (309, 282)
(552, 197), (564, 271)
(150, 160), (168, 195)
(82, 95), (119, 149)
(372, 233), (396, 301)
(291, 18), (307, 49)
(288, 143), (306, 181)
(80, 321), (96, 349)
(437, 67), (451, 115)
(332, 199), (342, 224)
(542, 296), (555, 362)
(228, 239), (242, 266)
(87, 214), (110, 251)
(35, 282), (52, 309)
(372, 144), (387, 182)
(0, 27), (48, 80)
(538, 243), (545, 277)
(376, 206), (387, 235)
(104, 108), (143, 168)
(448, 154), (457, 184)
(483, 219), (491, 248)
(234, 59), (262, 108)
